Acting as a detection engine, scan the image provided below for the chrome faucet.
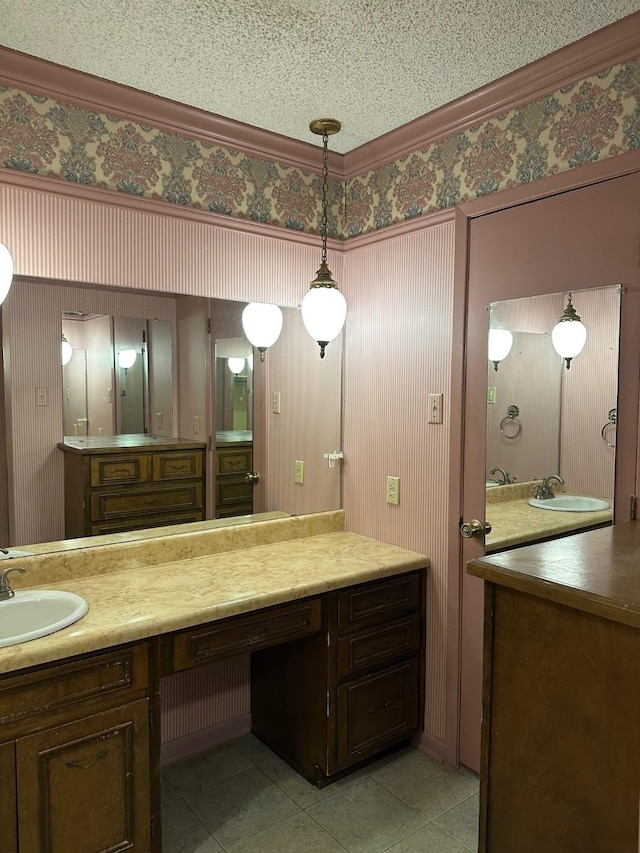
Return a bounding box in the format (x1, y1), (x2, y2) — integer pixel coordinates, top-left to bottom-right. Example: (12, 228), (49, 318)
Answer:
(489, 468), (515, 485)
(535, 475), (565, 500)
(0, 566), (25, 601)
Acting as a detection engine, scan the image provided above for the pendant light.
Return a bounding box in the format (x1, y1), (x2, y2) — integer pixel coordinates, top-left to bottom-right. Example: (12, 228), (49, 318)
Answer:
(551, 293), (587, 369)
(61, 335), (73, 366)
(488, 329), (513, 372)
(301, 119), (347, 359)
(0, 242), (14, 305)
(241, 302), (283, 362)
(228, 357), (245, 375)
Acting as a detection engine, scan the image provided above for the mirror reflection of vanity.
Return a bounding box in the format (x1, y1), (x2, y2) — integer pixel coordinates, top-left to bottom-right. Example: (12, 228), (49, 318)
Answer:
(484, 285), (620, 552)
(1, 279), (343, 547)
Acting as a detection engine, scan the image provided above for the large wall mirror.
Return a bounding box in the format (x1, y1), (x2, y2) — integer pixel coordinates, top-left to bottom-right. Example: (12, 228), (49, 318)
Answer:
(484, 284), (620, 551)
(1, 280), (343, 550)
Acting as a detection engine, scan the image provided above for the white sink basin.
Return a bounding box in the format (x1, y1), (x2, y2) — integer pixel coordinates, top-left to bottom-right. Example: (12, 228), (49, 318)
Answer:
(528, 495), (610, 513)
(0, 549), (34, 560)
(0, 590), (88, 648)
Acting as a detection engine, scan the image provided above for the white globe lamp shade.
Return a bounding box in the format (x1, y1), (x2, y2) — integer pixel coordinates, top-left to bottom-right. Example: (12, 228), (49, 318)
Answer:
(488, 329), (513, 371)
(0, 242), (14, 306)
(61, 338), (73, 366)
(301, 287), (347, 359)
(241, 302), (283, 362)
(118, 349), (137, 370)
(551, 295), (587, 369)
(228, 357), (245, 375)
(552, 319), (587, 368)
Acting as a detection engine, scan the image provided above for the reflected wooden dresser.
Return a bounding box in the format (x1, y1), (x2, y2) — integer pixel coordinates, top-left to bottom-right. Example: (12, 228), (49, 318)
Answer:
(58, 436), (206, 537)
(215, 437), (253, 518)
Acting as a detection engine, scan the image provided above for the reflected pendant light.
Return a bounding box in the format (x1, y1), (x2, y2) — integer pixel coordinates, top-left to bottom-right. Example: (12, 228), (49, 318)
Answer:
(488, 328), (513, 372)
(241, 302), (284, 362)
(301, 119), (347, 359)
(551, 293), (587, 369)
(0, 242), (14, 305)
(228, 357), (245, 375)
(118, 349), (137, 370)
(61, 335), (73, 366)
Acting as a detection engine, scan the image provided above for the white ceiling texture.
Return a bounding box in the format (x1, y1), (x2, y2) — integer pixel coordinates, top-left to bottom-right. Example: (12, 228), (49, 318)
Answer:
(1, 1), (639, 153)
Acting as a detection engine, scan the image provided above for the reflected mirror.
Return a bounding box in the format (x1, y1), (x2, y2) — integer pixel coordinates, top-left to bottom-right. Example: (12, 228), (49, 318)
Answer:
(485, 285), (620, 552)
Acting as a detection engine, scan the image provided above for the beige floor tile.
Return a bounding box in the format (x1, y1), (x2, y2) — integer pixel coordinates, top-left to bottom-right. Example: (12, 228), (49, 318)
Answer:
(164, 743), (253, 798)
(187, 766), (300, 848)
(162, 798), (222, 853)
(433, 793), (479, 852)
(306, 776), (426, 853)
(162, 776), (182, 807)
(231, 732), (274, 766)
(371, 751), (479, 821)
(226, 811), (349, 853)
(383, 822), (469, 853)
(260, 752), (362, 809)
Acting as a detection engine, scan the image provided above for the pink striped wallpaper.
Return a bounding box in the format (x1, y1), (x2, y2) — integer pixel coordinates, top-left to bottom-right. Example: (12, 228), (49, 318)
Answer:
(342, 219), (456, 742)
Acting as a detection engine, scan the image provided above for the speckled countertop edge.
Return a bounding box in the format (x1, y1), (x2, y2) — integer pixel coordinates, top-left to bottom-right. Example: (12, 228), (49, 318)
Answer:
(0, 526), (429, 676)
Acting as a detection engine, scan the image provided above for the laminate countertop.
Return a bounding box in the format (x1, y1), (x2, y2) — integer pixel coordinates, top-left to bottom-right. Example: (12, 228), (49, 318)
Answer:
(485, 482), (612, 551)
(0, 512), (428, 676)
(469, 519), (640, 629)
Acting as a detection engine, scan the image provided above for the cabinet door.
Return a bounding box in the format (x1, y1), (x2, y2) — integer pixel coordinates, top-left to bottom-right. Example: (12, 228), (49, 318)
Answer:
(0, 741), (17, 853)
(16, 699), (150, 853)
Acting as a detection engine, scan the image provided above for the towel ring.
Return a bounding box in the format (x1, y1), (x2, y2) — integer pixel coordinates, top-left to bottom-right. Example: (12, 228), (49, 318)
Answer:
(601, 408), (616, 449)
(500, 404), (522, 439)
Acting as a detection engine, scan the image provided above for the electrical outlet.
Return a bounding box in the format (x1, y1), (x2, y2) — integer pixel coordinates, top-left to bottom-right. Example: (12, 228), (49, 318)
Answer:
(487, 386), (496, 405)
(295, 460), (304, 484)
(386, 476), (400, 505)
(193, 416), (200, 435)
(35, 387), (48, 407)
(156, 412), (163, 430)
(271, 391), (281, 414)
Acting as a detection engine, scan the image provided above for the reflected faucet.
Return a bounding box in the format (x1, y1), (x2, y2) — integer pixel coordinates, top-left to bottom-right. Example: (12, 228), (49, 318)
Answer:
(489, 468), (515, 485)
(535, 475), (565, 500)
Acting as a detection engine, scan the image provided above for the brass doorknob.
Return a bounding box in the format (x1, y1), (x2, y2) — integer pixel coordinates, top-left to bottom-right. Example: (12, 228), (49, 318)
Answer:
(245, 471), (260, 484)
(460, 519), (492, 539)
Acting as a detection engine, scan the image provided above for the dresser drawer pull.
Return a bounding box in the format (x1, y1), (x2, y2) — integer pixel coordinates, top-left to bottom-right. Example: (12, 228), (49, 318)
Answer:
(143, 498), (161, 506)
(66, 748), (108, 770)
(368, 699), (393, 714)
(112, 468), (130, 476)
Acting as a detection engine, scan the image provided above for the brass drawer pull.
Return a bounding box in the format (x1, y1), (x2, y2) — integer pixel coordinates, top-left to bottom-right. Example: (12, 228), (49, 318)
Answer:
(143, 498), (161, 506)
(66, 748), (108, 769)
(111, 468), (130, 476)
(368, 699), (393, 714)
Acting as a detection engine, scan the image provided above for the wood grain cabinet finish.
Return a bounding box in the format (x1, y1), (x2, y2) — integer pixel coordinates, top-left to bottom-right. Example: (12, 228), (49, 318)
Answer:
(215, 442), (253, 518)
(251, 569), (425, 785)
(0, 642), (156, 853)
(58, 439), (206, 537)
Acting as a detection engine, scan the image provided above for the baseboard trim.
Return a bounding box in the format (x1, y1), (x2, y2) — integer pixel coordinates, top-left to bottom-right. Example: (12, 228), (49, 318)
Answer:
(413, 730), (447, 765)
(160, 713), (252, 766)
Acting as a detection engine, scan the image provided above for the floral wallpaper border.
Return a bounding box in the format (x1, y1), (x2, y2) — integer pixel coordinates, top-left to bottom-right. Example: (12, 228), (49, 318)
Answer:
(1, 58), (639, 240)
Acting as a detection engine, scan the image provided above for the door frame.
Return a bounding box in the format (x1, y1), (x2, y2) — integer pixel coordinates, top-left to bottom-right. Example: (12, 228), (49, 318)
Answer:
(443, 148), (640, 768)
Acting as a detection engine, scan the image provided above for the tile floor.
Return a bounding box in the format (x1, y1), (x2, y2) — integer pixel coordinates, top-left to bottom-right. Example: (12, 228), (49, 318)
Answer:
(162, 736), (479, 852)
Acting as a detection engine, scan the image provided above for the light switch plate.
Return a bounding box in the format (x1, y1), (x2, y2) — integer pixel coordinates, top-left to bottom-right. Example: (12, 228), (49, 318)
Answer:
(386, 476), (400, 505)
(428, 392), (443, 424)
(294, 460), (304, 484)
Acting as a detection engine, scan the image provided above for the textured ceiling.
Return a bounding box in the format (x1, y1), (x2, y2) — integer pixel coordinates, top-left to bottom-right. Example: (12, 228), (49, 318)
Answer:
(2, 1), (639, 153)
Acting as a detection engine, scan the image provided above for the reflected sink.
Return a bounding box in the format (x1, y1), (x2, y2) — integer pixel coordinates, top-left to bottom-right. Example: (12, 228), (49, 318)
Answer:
(528, 495), (610, 513)
(0, 549), (34, 560)
(0, 590), (88, 648)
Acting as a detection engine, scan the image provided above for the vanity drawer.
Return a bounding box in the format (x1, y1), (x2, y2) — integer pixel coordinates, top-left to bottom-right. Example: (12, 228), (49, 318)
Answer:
(90, 510), (204, 536)
(217, 447), (252, 475)
(171, 598), (322, 671)
(0, 644), (149, 740)
(216, 478), (253, 506)
(90, 482), (203, 521)
(90, 455), (151, 486)
(153, 450), (203, 481)
(337, 572), (421, 633)
(336, 613), (420, 679)
(335, 657), (419, 768)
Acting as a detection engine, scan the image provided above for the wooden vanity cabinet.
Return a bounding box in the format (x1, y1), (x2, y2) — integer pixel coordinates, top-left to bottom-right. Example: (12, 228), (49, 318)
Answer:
(0, 642), (157, 853)
(58, 438), (206, 537)
(215, 441), (253, 518)
(251, 570), (424, 785)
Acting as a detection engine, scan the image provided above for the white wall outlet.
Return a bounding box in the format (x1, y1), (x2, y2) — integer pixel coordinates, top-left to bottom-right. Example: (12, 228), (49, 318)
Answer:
(271, 391), (281, 414)
(193, 416), (200, 435)
(35, 387), (48, 407)
(386, 475), (400, 505)
(295, 460), (304, 484)
(428, 392), (443, 424)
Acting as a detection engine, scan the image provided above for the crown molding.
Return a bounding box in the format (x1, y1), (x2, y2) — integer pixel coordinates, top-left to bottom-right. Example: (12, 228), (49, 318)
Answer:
(342, 11), (640, 180)
(0, 46), (342, 177)
(0, 167), (345, 251)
